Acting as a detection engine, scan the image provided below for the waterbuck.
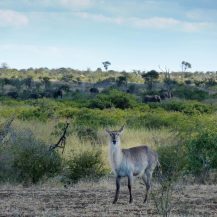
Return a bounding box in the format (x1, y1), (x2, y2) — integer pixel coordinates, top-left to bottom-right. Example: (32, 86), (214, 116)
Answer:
(106, 126), (159, 204)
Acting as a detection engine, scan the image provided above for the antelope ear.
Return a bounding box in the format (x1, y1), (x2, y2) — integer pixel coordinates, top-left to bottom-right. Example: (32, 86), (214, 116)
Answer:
(105, 129), (110, 134)
(118, 125), (125, 134)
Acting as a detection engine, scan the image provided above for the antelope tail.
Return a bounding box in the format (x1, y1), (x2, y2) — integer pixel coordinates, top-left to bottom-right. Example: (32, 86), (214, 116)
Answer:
(156, 159), (163, 179)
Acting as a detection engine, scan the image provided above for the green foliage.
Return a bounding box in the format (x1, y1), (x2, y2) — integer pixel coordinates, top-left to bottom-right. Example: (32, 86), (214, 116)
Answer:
(181, 61), (191, 72)
(142, 70), (159, 91)
(74, 108), (125, 127)
(89, 90), (137, 109)
(185, 128), (217, 182)
(66, 150), (106, 183)
(173, 86), (209, 101)
(116, 76), (128, 87)
(0, 130), (62, 183)
(157, 145), (186, 181)
(75, 126), (98, 144)
(152, 144), (186, 217)
(151, 100), (214, 115)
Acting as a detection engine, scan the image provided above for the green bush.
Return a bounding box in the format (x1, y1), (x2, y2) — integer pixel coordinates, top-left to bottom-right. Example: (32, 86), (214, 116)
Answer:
(66, 150), (106, 183)
(0, 146), (15, 182)
(149, 100), (213, 115)
(185, 129), (217, 183)
(173, 86), (209, 101)
(74, 108), (125, 128)
(157, 145), (186, 181)
(89, 89), (137, 109)
(0, 129), (62, 183)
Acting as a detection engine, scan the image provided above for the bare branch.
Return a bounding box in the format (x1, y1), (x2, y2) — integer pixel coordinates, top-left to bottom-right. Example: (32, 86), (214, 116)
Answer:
(49, 122), (70, 154)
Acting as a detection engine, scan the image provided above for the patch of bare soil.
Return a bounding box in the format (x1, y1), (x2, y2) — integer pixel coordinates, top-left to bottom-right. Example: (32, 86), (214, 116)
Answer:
(0, 179), (216, 217)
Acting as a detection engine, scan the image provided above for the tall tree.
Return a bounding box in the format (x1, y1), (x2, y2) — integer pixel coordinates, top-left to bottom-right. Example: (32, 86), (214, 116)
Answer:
(24, 76), (33, 89)
(142, 70), (159, 91)
(181, 61), (192, 72)
(42, 77), (51, 90)
(0, 62), (9, 69)
(102, 61), (111, 71)
(159, 65), (173, 95)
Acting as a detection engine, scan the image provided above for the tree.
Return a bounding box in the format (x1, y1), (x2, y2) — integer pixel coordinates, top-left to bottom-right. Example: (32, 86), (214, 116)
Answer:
(181, 61), (191, 72)
(116, 76), (128, 87)
(24, 77), (33, 89)
(102, 61), (111, 71)
(96, 68), (102, 72)
(142, 70), (159, 91)
(42, 77), (51, 90)
(159, 65), (173, 96)
(0, 62), (9, 69)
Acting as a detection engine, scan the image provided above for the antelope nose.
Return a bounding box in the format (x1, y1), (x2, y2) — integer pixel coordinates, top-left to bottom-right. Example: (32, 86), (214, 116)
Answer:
(113, 140), (116, 145)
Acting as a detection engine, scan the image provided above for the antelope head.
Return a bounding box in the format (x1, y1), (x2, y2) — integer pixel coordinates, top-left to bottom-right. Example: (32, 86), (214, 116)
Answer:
(106, 126), (124, 146)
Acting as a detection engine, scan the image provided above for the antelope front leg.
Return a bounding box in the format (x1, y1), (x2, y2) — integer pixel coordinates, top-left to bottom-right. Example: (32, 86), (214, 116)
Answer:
(113, 176), (121, 204)
(128, 174), (133, 203)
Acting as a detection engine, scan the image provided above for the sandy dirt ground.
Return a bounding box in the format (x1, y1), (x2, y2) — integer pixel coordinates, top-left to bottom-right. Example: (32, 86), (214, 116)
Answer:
(0, 179), (217, 217)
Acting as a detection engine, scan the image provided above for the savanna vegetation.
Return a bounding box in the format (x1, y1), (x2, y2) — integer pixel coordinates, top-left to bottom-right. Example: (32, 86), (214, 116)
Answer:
(0, 64), (217, 216)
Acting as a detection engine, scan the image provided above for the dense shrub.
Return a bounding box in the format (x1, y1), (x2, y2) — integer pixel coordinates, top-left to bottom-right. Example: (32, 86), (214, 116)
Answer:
(150, 100), (214, 115)
(185, 129), (217, 183)
(89, 90), (137, 109)
(173, 86), (209, 101)
(0, 146), (15, 182)
(66, 150), (106, 183)
(126, 109), (186, 129)
(157, 145), (186, 181)
(74, 108), (125, 128)
(0, 129), (62, 183)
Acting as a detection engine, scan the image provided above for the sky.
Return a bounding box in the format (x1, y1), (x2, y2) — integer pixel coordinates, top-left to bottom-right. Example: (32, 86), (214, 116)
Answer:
(0, 0), (217, 72)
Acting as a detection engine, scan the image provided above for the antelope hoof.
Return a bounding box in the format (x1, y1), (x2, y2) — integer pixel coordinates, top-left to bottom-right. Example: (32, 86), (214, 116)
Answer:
(129, 198), (133, 203)
(113, 199), (117, 204)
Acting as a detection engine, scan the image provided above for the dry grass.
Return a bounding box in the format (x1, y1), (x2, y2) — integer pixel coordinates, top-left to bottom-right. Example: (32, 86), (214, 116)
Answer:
(0, 178), (216, 217)
(10, 119), (174, 170)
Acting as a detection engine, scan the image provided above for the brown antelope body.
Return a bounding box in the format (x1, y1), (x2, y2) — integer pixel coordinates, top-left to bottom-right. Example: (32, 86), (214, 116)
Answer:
(106, 126), (159, 204)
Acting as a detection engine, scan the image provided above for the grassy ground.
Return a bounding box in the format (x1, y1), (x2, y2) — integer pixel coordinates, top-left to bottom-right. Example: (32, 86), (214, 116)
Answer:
(0, 178), (216, 217)
(2, 119), (216, 216)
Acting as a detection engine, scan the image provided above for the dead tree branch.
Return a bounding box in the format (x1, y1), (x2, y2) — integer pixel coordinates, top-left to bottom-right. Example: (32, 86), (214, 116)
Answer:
(49, 122), (70, 154)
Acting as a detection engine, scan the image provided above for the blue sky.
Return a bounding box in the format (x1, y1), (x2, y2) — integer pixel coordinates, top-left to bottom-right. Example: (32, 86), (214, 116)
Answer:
(0, 0), (217, 71)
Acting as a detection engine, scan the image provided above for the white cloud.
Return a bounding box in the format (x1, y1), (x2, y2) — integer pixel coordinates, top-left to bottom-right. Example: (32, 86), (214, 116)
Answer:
(131, 17), (212, 32)
(75, 12), (212, 32)
(60, 0), (94, 8)
(181, 22), (211, 32)
(75, 12), (124, 24)
(0, 10), (28, 27)
(130, 17), (180, 29)
(186, 9), (217, 22)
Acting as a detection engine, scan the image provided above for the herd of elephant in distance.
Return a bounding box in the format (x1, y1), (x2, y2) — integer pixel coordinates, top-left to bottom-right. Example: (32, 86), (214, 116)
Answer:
(5, 87), (172, 102)
(143, 91), (173, 103)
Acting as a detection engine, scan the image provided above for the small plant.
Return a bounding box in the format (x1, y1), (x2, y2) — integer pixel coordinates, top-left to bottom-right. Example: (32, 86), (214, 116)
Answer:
(66, 149), (106, 183)
(151, 144), (186, 217)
